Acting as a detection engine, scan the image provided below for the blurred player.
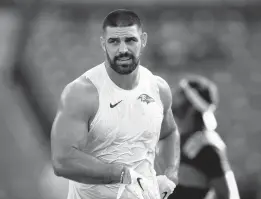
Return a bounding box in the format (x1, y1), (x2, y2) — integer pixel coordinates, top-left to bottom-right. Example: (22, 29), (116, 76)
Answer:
(51, 9), (179, 199)
(165, 75), (240, 199)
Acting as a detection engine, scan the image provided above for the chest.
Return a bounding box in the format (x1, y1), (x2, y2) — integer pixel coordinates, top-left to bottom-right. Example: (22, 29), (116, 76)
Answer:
(110, 92), (162, 128)
(89, 91), (164, 144)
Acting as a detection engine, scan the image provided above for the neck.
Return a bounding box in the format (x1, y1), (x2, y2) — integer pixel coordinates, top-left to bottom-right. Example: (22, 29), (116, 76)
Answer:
(104, 61), (140, 90)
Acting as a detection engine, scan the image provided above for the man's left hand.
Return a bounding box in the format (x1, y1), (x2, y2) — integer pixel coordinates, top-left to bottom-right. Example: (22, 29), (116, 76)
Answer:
(156, 175), (176, 199)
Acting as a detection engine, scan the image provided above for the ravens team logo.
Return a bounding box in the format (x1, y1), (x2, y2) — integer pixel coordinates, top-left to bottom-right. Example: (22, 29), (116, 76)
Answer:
(137, 94), (155, 104)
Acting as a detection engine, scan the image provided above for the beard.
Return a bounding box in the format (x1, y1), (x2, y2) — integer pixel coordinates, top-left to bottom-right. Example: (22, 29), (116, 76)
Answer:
(106, 50), (140, 75)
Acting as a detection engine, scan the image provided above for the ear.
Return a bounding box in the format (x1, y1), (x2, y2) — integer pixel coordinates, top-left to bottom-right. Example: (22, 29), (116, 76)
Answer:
(100, 36), (106, 52)
(141, 32), (148, 48)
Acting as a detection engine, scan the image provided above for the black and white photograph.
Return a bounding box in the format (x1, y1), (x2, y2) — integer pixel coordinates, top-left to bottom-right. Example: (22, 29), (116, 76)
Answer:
(0, 0), (260, 199)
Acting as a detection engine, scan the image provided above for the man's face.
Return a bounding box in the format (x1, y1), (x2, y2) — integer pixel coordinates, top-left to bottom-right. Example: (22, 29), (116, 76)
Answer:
(101, 25), (147, 75)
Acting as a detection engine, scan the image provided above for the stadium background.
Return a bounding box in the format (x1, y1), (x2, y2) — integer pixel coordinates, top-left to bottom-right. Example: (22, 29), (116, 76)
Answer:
(0, 0), (261, 198)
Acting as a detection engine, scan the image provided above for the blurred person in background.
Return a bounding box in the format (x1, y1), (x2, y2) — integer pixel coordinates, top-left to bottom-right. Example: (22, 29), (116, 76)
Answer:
(158, 75), (240, 199)
(51, 9), (180, 199)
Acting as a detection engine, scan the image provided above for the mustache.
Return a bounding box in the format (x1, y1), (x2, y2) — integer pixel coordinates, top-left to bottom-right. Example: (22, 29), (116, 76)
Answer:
(115, 53), (133, 60)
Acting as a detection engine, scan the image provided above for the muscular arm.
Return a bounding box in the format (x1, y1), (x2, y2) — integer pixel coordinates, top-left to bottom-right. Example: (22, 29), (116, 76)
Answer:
(51, 78), (123, 184)
(156, 76), (180, 184)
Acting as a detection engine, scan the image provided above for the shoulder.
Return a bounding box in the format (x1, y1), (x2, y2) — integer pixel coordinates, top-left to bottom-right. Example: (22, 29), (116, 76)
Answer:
(154, 75), (172, 111)
(61, 76), (96, 105)
(139, 66), (172, 110)
(60, 76), (98, 117)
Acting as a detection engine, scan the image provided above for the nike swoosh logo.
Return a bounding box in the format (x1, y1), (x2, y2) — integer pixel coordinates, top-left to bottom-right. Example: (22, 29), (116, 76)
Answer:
(137, 177), (144, 191)
(163, 191), (168, 199)
(110, 100), (123, 108)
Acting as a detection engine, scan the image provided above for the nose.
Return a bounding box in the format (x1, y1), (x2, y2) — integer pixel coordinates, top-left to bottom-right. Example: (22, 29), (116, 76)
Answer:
(119, 42), (128, 53)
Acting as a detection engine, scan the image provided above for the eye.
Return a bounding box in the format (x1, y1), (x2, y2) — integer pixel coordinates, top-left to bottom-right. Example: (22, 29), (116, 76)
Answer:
(126, 37), (138, 43)
(108, 38), (120, 44)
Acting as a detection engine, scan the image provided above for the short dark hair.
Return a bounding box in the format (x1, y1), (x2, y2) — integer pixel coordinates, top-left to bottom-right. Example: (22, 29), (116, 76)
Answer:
(102, 9), (142, 32)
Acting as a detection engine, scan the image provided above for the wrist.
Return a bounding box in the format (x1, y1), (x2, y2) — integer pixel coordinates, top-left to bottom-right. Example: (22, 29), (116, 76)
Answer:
(120, 166), (132, 184)
(108, 164), (124, 183)
(164, 167), (178, 184)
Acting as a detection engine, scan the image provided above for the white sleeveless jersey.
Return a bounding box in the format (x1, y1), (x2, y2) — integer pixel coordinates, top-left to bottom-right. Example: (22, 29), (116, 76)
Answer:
(67, 63), (164, 199)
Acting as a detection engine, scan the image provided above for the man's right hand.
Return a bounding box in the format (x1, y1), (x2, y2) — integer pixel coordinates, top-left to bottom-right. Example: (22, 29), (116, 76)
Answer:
(122, 167), (157, 199)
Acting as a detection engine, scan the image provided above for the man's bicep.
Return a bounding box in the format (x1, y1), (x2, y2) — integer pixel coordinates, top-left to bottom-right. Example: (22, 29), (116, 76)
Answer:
(51, 84), (90, 160)
(160, 108), (177, 140)
(155, 75), (178, 139)
(51, 107), (88, 160)
(52, 108), (87, 147)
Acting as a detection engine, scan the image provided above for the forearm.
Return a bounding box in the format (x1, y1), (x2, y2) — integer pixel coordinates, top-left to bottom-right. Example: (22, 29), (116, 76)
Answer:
(159, 129), (180, 183)
(53, 147), (123, 184)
